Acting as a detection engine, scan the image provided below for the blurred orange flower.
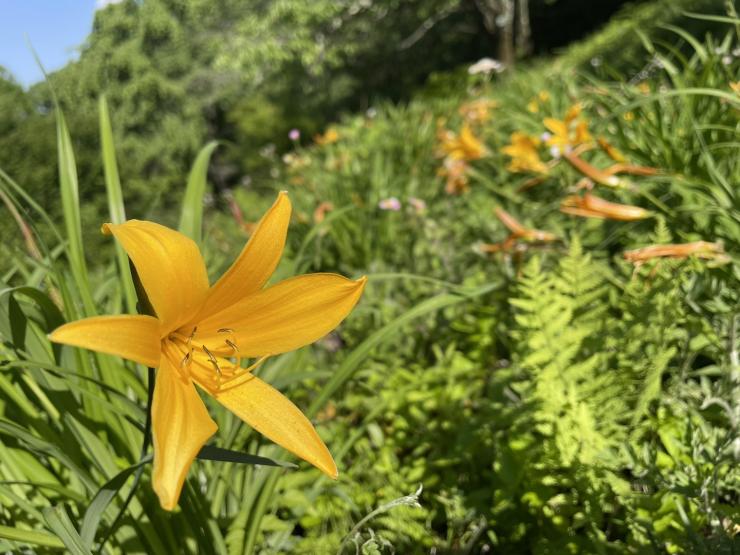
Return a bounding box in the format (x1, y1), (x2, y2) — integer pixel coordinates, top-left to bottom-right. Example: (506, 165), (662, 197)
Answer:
(543, 103), (592, 153)
(459, 98), (498, 124)
(624, 241), (729, 264)
(438, 158), (470, 194)
(502, 132), (549, 174)
(495, 207), (557, 242)
(597, 137), (626, 163)
(313, 201), (334, 224)
(437, 123), (486, 161)
(480, 208), (557, 253)
(562, 152), (622, 187)
(561, 192), (650, 221)
(314, 127), (339, 145)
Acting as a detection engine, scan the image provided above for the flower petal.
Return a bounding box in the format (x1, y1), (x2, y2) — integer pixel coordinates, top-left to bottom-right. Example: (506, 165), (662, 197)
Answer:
(197, 274), (366, 357)
(209, 373), (336, 478)
(152, 354), (217, 510)
(199, 192), (291, 320)
(102, 220), (209, 333)
(49, 315), (160, 367)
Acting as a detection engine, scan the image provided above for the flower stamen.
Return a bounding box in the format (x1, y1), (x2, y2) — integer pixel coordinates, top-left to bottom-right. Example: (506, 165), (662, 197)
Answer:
(202, 344), (222, 376)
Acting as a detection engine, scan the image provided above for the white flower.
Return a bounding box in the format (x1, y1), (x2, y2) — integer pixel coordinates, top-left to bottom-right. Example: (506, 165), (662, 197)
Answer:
(468, 58), (504, 75)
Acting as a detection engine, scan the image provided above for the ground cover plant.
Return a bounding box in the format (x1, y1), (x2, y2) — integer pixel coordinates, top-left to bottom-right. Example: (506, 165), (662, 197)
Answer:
(0, 2), (738, 554)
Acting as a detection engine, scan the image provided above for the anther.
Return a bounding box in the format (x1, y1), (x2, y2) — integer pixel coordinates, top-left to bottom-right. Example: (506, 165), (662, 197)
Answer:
(187, 327), (198, 346)
(217, 328), (234, 334)
(202, 345), (222, 377)
(180, 352), (191, 368)
(225, 339), (239, 353)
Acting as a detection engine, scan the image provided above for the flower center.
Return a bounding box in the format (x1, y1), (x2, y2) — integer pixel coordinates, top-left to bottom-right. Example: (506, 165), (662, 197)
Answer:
(164, 326), (265, 392)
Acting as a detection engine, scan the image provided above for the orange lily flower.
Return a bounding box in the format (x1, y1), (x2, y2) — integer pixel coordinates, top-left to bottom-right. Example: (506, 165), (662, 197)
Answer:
(313, 201), (334, 224)
(438, 157), (470, 194)
(595, 138), (660, 176)
(561, 192), (651, 221)
(495, 207), (557, 242)
(603, 163), (660, 177)
(597, 137), (626, 163)
(624, 241), (729, 263)
(502, 132), (549, 174)
(562, 152), (622, 187)
(49, 193), (366, 510)
(480, 208), (557, 253)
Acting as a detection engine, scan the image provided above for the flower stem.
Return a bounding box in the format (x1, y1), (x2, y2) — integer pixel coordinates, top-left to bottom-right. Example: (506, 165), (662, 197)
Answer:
(97, 366), (155, 553)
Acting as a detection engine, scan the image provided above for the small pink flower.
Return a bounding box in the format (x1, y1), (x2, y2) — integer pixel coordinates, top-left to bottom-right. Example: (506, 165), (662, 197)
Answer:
(289, 128), (300, 141)
(378, 197), (401, 211)
(408, 197), (427, 214)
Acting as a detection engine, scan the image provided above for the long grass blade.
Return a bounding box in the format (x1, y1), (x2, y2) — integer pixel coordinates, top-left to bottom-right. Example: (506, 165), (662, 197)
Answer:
(43, 505), (92, 555)
(179, 141), (219, 246)
(99, 95), (137, 313)
(0, 525), (65, 549)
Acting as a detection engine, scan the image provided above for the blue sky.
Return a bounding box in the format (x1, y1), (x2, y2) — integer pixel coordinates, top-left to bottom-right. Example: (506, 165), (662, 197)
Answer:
(0, 1), (119, 88)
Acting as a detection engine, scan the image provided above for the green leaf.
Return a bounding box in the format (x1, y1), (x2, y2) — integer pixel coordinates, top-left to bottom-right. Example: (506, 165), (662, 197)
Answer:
(0, 418), (96, 493)
(56, 110), (96, 316)
(7, 293), (26, 351)
(79, 456), (152, 551)
(197, 445), (298, 468)
(658, 24), (707, 62)
(99, 95), (137, 314)
(682, 11), (740, 25)
(179, 141), (219, 247)
(0, 286), (65, 332)
(43, 505), (92, 555)
(0, 524), (65, 549)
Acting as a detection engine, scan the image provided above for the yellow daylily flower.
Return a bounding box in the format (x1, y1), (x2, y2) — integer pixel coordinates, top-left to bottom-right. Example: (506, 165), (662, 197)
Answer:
(543, 102), (592, 153)
(459, 98), (498, 124)
(314, 127), (340, 145)
(49, 193), (366, 510)
(501, 132), (549, 174)
(436, 123), (486, 161)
